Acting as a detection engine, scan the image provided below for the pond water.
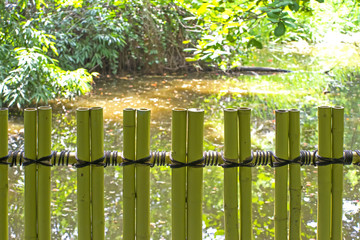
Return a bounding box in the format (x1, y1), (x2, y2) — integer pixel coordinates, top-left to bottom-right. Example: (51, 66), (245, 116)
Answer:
(6, 42), (360, 239)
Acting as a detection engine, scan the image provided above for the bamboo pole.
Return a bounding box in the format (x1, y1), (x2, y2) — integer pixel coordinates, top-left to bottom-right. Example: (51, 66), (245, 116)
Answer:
(37, 106), (52, 240)
(317, 106), (332, 240)
(123, 108), (136, 240)
(275, 110), (289, 240)
(223, 108), (239, 239)
(24, 108), (37, 240)
(91, 107), (105, 240)
(331, 106), (344, 240)
(289, 109), (301, 240)
(136, 108), (151, 240)
(238, 107), (253, 240)
(0, 108), (8, 240)
(187, 108), (204, 240)
(171, 108), (187, 240)
(77, 108), (91, 240)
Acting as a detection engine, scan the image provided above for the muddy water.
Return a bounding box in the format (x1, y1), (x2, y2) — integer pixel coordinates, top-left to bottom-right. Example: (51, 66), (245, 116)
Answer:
(6, 43), (360, 239)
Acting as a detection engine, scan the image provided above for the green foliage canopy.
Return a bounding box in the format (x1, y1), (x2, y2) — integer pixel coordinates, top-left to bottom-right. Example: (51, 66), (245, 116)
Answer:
(0, 1), (95, 108)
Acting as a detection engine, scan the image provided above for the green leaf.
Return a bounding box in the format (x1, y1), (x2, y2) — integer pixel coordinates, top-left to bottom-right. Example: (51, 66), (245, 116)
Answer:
(185, 57), (198, 62)
(258, 7), (269, 11)
(274, 22), (286, 37)
(267, 12), (280, 19)
(226, 35), (236, 43)
(268, 17), (279, 23)
(284, 21), (296, 28)
(247, 38), (263, 49)
(270, 9), (282, 13)
(289, 3), (300, 11)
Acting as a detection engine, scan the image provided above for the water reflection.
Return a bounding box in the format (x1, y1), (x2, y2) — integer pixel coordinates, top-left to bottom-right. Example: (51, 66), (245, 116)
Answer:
(6, 47), (360, 239)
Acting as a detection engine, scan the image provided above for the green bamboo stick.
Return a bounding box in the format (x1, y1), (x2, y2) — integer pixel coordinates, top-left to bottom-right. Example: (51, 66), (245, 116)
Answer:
(37, 106), (52, 240)
(0, 108), (8, 240)
(331, 106), (344, 240)
(123, 108), (136, 240)
(171, 108), (187, 240)
(289, 109), (301, 240)
(317, 106), (332, 240)
(223, 108), (239, 239)
(238, 107), (253, 240)
(136, 108), (151, 240)
(77, 108), (91, 240)
(24, 108), (37, 240)
(187, 108), (204, 240)
(275, 110), (289, 240)
(91, 107), (105, 240)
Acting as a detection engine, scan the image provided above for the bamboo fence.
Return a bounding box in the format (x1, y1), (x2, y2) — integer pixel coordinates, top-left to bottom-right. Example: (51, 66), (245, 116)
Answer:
(0, 106), (353, 240)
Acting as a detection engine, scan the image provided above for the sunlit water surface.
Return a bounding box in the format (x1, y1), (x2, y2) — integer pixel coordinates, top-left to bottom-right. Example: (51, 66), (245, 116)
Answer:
(6, 44), (360, 239)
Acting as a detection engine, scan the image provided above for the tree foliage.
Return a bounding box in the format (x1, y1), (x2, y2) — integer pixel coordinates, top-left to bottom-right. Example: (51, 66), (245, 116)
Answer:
(1, 0), (359, 107)
(181, 0), (322, 70)
(0, 1), (96, 108)
(181, 0), (359, 70)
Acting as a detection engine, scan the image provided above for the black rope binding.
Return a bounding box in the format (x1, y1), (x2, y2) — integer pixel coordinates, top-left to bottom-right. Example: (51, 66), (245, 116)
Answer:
(169, 152), (204, 168)
(255, 151), (273, 166)
(121, 155), (152, 166)
(51, 150), (71, 166)
(354, 150), (360, 166)
(74, 154), (105, 168)
(220, 152), (239, 168)
(299, 150), (314, 166)
(18, 151), (24, 166)
(112, 151), (118, 166)
(204, 151), (220, 166)
(343, 150), (353, 165)
(52, 151), (58, 166)
(2, 149), (360, 167)
(23, 154), (53, 167)
(151, 151), (159, 167)
(150, 151), (167, 167)
(104, 151), (112, 167)
(0, 152), (10, 165)
(314, 150), (354, 166)
(10, 151), (19, 167)
(66, 151), (70, 166)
